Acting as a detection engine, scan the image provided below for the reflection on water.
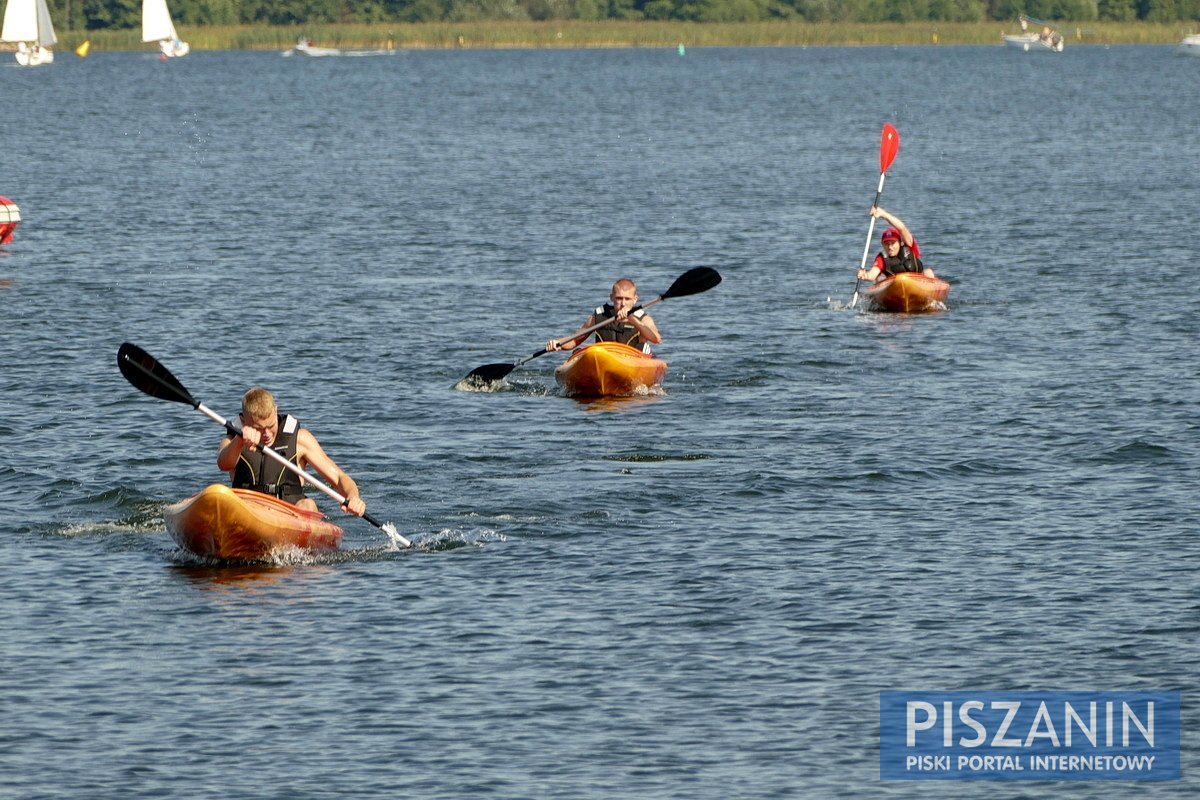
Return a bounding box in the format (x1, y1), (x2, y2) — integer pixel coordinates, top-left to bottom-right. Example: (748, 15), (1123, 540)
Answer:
(863, 300), (948, 314)
(171, 562), (306, 590)
(568, 392), (666, 413)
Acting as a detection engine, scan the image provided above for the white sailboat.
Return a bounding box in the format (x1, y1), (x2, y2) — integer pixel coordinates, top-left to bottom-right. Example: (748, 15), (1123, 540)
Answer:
(1, 0), (57, 66)
(142, 0), (189, 58)
(1178, 34), (1200, 56)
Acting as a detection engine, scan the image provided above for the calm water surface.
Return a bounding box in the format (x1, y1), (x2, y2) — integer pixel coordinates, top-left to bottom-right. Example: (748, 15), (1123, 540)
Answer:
(1, 45), (1198, 798)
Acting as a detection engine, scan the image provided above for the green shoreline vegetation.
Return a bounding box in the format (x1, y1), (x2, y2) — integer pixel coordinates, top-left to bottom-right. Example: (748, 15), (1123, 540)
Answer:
(27, 21), (1200, 51)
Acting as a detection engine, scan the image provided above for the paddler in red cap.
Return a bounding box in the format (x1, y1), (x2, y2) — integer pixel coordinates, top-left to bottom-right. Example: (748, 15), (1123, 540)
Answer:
(856, 206), (937, 282)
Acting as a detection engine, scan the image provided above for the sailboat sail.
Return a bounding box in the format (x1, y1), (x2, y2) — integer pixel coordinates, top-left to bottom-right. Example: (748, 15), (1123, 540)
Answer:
(2, 0), (56, 64)
(142, 0), (178, 43)
(35, 0), (56, 45)
(2, 0), (38, 43)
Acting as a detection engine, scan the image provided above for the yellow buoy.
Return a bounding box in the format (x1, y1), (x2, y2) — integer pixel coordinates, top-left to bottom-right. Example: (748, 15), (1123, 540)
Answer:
(75, 39), (91, 57)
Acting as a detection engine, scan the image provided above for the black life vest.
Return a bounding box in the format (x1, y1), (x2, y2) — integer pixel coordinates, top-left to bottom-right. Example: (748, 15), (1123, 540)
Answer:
(879, 245), (924, 277)
(593, 304), (651, 352)
(231, 413), (305, 503)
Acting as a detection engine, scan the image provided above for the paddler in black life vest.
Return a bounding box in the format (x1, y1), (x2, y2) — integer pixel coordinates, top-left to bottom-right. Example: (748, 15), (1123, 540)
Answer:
(856, 206), (938, 282)
(217, 387), (367, 517)
(546, 277), (663, 353)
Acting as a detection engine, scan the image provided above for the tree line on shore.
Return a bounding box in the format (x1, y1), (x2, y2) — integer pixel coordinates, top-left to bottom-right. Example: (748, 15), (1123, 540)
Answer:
(46, 0), (1199, 31)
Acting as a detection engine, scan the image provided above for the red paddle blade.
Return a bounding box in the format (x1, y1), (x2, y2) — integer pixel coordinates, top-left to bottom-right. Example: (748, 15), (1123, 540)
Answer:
(880, 124), (900, 174)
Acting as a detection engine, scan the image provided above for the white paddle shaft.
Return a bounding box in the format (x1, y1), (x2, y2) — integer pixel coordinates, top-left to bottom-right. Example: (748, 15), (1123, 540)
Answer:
(858, 171), (888, 273)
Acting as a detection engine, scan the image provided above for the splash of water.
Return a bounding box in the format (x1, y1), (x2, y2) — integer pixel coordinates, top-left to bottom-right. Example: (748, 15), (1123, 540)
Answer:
(381, 522), (412, 550)
(452, 376), (504, 393)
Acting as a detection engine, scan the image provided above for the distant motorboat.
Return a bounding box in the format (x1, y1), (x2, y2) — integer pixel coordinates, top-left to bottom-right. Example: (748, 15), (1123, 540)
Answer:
(284, 38), (341, 57)
(1178, 34), (1200, 56)
(1003, 15), (1063, 53)
(1, 0), (57, 66)
(142, 0), (189, 57)
(1003, 33), (1063, 52)
(282, 37), (394, 58)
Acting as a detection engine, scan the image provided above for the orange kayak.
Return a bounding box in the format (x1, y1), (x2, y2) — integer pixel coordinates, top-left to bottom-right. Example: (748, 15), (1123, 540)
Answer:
(554, 341), (668, 397)
(164, 484), (342, 561)
(862, 272), (950, 313)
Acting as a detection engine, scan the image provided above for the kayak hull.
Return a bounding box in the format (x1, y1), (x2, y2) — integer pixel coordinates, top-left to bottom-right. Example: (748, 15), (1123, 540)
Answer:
(165, 484), (342, 561)
(862, 272), (950, 313)
(554, 341), (667, 397)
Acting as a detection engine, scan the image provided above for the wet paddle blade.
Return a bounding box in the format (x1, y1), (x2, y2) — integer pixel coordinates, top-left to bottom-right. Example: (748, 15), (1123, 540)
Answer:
(117, 342), (198, 407)
(881, 124), (900, 174)
(459, 362), (517, 388)
(661, 267), (722, 300)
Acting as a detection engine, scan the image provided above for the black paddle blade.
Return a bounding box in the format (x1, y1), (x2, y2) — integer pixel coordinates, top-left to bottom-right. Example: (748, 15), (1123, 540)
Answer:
(457, 362), (516, 389)
(117, 342), (198, 407)
(661, 267), (722, 300)
(457, 345), (552, 390)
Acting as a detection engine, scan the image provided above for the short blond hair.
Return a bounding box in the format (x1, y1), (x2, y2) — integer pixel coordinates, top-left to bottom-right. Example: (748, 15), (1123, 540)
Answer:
(611, 278), (637, 294)
(241, 387), (277, 419)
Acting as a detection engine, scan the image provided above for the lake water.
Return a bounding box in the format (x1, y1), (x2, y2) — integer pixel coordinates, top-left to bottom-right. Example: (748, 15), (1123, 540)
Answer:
(1, 44), (1197, 798)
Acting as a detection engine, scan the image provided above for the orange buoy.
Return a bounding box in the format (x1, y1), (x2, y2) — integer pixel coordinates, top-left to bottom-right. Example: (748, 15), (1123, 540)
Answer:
(0, 196), (20, 244)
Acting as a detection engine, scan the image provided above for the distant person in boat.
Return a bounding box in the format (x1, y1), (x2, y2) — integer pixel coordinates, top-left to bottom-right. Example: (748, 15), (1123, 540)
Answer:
(546, 277), (662, 354)
(856, 206), (937, 282)
(217, 387), (367, 517)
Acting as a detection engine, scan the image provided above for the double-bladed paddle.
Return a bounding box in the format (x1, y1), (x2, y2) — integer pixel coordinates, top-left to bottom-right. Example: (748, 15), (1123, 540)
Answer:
(457, 266), (723, 389)
(116, 342), (412, 549)
(850, 123), (900, 309)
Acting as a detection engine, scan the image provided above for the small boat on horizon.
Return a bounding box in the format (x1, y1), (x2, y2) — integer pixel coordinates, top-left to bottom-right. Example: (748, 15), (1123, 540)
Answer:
(1178, 34), (1200, 56)
(142, 0), (189, 58)
(1003, 15), (1064, 53)
(282, 37), (395, 57)
(1, 0), (57, 66)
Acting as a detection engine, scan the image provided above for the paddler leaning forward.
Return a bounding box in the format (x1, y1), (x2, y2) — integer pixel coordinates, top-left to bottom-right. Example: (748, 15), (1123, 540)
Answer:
(545, 277), (662, 353)
(217, 387), (367, 517)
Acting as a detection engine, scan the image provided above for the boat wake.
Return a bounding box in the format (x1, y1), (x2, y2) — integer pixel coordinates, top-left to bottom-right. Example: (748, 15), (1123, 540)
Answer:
(56, 518), (163, 538)
(454, 376), (555, 396)
(165, 526), (505, 566)
(453, 376), (503, 393)
(168, 544), (324, 567)
(415, 527), (507, 552)
(168, 541), (404, 567)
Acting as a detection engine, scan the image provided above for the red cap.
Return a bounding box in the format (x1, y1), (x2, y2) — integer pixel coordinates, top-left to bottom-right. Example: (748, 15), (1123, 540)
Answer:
(881, 227), (902, 243)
